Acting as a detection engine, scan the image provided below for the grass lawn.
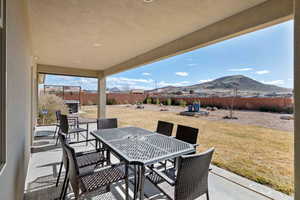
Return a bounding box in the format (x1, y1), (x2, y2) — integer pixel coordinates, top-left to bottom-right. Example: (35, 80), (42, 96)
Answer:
(80, 105), (294, 195)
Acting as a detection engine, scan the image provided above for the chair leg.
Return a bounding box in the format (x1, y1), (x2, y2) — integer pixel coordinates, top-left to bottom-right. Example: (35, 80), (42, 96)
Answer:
(125, 164), (129, 200)
(61, 178), (69, 200)
(56, 162), (63, 187)
(53, 126), (58, 138)
(56, 135), (59, 146)
(77, 132), (79, 141)
(106, 149), (111, 165)
(59, 173), (68, 200)
(206, 192), (210, 200)
(86, 131), (88, 146)
(133, 165), (138, 200)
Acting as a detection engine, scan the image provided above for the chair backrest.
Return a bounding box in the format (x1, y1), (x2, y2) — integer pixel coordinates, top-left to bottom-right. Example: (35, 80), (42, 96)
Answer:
(55, 110), (61, 122)
(59, 114), (69, 134)
(176, 125), (198, 144)
(58, 133), (69, 171)
(64, 142), (81, 197)
(175, 148), (214, 200)
(97, 118), (118, 129)
(156, 120), (174, 136)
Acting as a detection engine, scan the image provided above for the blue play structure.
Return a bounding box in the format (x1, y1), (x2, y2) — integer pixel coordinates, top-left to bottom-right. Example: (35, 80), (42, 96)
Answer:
(188, 102), (201, 112)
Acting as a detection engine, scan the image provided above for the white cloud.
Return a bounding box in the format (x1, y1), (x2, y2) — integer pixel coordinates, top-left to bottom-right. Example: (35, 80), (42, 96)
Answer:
(228, 68), (253, 72)
(107, 77), (153, 84)
(175, 72), (189, 76)
(288, 78), (293, 81)
(106, 77), (154, 90)
(262, 80), (285, 85)
(198, 79), (213, 83)
(187, 63), (197, 66)
(142, 72), (151, 76)
(255, 70), (270, 75)
(158, 81), (190, 87)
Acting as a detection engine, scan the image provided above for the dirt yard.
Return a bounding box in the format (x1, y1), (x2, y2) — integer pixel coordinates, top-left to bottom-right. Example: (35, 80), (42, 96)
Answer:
(80, 105), (294, 195)
(129, 104), (293, 132)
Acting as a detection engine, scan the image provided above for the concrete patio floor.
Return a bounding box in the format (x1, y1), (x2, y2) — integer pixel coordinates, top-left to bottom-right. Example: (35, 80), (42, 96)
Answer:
(24, 125), (292, 200)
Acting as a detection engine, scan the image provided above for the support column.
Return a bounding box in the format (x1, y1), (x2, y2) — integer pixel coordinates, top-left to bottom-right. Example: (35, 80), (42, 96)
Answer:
(31, 62), (38, 146)
(97, 77), (106, 119)
(294, 0), (299, 199)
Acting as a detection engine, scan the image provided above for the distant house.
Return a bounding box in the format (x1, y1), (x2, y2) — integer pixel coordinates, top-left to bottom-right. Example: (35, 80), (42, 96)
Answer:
(131, 89), (144, 94)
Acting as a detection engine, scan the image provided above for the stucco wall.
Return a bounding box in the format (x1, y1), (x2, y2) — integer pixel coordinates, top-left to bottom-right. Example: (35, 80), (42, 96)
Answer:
(0, 0), (32, 199)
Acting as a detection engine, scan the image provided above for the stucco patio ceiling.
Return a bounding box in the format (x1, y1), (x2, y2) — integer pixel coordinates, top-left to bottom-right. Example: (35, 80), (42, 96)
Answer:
(28, 0), (292, 76)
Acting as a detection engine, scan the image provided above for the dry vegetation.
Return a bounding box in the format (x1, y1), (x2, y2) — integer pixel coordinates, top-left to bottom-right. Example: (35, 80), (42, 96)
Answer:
(80, 105), (294, 195)
(38, 94), (69, 125)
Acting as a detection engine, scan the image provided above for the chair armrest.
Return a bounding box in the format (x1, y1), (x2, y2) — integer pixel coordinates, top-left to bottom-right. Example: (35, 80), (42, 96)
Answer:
(79, 162), (126, 178)
(69, 139), (96, 145)
(75, 148), (106, 156)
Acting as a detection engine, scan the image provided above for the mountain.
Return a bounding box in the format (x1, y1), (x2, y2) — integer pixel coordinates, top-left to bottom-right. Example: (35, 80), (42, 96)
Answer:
(149, 75), (292, 96)
(108, 87), (121, 93)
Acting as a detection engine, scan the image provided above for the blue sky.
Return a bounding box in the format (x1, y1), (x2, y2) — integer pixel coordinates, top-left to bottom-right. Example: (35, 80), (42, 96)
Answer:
(43, 20), (293, 90)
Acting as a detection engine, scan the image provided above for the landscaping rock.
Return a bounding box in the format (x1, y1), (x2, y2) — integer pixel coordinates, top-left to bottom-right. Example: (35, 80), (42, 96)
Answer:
(280, 115), (294, 120)
(213, 107), (218, 111)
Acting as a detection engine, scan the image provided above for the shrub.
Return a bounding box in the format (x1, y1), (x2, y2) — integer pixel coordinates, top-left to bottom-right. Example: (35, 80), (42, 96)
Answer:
(258, 106), (294, 114)
(107, 98), (117, 105)
(284, 106), (294, 114)
(155, 98), (160, 105)
(179, 100), (187, 107)
(167, 98), (172, 106)
(172, 99), (180, 106)
(38, 93), (69, 125)
(146, 98), (152, 104)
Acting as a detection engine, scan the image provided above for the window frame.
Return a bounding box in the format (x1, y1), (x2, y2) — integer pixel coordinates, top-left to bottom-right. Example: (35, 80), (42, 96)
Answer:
(0, 0), (6, 171)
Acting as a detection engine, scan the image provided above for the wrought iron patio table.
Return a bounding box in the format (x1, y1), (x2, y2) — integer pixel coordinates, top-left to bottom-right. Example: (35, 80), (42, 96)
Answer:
(91, 126), (195, 200)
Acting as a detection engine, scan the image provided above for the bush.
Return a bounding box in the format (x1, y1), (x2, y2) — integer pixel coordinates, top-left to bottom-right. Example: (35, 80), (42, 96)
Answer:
(284, 106), (294, 114)
(179, 100), (187, 107)
(107, 98), (117, 105)
(38, 93), (69, 125)
(146, 98), (152, 104)
(259, 106), (294, 114)
(172, 99), (180, 106)
(155, 98), (160, 105)
(167, 98), (172, 106)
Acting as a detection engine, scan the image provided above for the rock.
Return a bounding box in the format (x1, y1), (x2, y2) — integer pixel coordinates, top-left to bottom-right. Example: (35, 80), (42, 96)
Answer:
(213, 107), (218, 111)
(280, 115), (294, 120)
(160, 108), (169, 111)
(136, 105), (144, 109)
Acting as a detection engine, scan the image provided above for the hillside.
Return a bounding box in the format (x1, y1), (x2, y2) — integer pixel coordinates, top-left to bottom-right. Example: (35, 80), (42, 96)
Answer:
(149, 75), (292, 96)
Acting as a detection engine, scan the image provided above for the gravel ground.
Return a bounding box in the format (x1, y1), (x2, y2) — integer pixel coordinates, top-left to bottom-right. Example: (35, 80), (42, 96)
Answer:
(116, 104), (294, 132)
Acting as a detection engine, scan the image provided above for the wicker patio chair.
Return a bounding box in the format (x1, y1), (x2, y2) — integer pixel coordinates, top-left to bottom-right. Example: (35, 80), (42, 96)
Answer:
(56, 114), (89, 145)
(147, 148), (215, 200)
(53, 111), (61, 138)
(175, 125), (199, 145)
(53, 111), (78, 139)
(160, 125), (199, 168)
(156, 120), (174, 136)
(97, 118), (118, 129)
(62, 141), (129, 200)
(96, 118), (118, 163)
(55, 133), (106, 192)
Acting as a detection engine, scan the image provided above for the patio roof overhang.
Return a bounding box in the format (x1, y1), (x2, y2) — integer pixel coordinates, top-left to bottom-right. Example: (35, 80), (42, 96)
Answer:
(30, 0), (293, 77)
